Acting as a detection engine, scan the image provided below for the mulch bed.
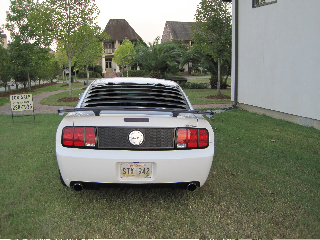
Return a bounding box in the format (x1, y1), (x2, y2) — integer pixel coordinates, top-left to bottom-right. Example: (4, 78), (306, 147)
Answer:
(0, 82), (57, 98)
(205, 94), (231, 100)
(57, 97), (79, 102)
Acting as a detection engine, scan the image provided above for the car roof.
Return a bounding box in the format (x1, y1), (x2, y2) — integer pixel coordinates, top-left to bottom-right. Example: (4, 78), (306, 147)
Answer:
(91, 78), (179, 87)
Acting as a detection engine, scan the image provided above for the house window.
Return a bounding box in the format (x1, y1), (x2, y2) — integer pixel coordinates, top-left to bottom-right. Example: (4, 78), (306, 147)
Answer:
(253, 0), (277, 8)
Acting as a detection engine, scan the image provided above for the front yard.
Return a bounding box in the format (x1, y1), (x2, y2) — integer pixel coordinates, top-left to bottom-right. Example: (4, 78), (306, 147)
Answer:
(0, 108), (319, 238)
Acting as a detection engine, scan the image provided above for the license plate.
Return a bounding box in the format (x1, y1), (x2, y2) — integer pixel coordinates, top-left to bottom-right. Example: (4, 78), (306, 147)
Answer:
(120, 163), (153, 179)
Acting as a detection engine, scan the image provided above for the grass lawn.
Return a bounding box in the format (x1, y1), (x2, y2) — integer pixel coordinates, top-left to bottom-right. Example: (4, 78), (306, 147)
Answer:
(184, 88), (232, 105)
(40, 89), (85, 107)
(0, 110), (319, 238)
(0, 82), (86, 107)
(188, 76), (232, 85)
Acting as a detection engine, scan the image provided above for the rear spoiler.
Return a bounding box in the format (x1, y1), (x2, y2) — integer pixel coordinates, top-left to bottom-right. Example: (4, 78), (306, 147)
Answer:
(58, 107), (214, 118)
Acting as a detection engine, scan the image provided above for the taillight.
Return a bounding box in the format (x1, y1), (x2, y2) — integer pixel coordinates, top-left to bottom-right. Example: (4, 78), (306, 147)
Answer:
(199, 129), (209, 147)
(176, 128), (209, 149)
(188, 129), (198, 148)
(62, 127), (73, 146)
(177, 129), (187, 148)
(85, 127), (96, 147)
(62, 127), (96, 148)
(74, 127), (84, 147)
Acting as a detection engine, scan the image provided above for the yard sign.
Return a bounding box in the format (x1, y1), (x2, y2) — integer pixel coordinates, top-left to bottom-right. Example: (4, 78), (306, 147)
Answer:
(10, 94), (35, 122)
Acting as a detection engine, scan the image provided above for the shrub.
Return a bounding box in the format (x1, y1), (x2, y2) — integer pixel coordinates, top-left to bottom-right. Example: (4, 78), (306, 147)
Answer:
(94, 65), (102, 74)
(209, 75), (228, 89)
(77, 71), (87, 78)
(180, 82), (208, 89)
(77, 71), (102, 79)
(128, 70), (149, 77)
(191, 72), (208, 76)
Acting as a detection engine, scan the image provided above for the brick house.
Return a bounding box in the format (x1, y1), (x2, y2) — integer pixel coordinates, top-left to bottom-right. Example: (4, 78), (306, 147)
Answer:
(100, 19), (142, 78)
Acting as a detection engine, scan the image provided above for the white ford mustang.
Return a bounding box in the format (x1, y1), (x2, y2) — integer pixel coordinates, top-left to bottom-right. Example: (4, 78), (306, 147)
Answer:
(56, 78), (214, 191)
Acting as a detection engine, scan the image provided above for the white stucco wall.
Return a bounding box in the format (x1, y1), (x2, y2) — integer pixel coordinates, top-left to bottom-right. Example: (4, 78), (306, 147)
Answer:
(234, 0), (320, 120)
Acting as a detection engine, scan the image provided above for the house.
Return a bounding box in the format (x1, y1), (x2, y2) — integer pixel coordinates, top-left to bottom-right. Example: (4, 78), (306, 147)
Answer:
(100, 19), (142, 77)
(161, 21), (195, 45)
(1, 34), (7, 49)
(161, 21), (195, 73)
(227, 0), (320, 130)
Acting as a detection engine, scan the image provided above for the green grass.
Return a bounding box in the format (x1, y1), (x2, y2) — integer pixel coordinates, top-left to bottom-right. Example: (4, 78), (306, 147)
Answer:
(188, 77), (211, 84)
(0, 82), (85, 107)
(40, 89), (85, 107)
(184, 88), (232, 105)
(188, 77), (231, 85)
(0, 110), (319, 238)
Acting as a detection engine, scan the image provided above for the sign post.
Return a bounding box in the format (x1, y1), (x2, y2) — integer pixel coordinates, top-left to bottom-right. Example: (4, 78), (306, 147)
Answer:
(10, 94), (35, 123)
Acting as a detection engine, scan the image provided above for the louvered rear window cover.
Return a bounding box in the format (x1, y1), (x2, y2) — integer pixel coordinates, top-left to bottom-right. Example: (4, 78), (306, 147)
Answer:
(82, 83), (189, 109)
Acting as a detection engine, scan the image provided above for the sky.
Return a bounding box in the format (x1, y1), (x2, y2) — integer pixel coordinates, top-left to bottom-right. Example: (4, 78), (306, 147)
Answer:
(0, 0), (200, 44)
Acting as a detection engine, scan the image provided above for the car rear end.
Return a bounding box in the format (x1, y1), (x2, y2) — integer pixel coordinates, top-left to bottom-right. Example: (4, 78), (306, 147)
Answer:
(56, 78), (214, 191)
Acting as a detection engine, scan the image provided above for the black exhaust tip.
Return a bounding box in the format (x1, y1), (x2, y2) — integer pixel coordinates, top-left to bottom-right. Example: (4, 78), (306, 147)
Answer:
(73, 183), (83, 191)
(187, 183), (197, 191)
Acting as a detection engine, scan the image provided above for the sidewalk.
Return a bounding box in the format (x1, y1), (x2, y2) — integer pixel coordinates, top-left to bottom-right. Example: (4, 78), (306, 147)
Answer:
(0, 89), (73, 115)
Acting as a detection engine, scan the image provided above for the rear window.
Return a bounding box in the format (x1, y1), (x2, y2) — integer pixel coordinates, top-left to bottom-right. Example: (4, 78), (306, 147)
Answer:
(81, 83), (189, 109)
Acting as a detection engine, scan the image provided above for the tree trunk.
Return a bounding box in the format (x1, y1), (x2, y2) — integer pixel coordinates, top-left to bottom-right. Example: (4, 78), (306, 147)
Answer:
(86, 65), (89, 81)
(68, 58), (72, 97)
(28, 72), (31, 92)
(217, 58), (221, 95)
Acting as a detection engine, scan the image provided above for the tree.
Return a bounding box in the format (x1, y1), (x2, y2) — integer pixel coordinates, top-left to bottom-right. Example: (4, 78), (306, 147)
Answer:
(43, 0), (102, 97)
(55, 46), (69, 82)
(114, 38), (135, 77)
(9, 38), (51, 88)
(75, 25), (108, 81)
(36, 51), (60, 83)
(193, 0), (232, 94)
(0, 45), (13, 91)
(6, 0), (52, 90)
(133, 37), (184, 78)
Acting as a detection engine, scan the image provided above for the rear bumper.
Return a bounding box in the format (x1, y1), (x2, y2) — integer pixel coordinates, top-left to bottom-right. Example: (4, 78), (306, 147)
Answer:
(70, 181), (201, 191)
(56, 146), (214, 188)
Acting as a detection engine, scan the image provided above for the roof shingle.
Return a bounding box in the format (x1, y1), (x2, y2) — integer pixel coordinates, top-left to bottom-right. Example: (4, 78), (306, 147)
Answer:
(165, 21), (195, 41)
(103, 19), (142, 42)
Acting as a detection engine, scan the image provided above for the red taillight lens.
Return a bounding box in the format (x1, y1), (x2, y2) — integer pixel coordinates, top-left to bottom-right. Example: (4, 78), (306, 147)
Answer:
(62, 127), (73, 146)
(62, 127), (96, 148)
(74, 127), (85, 147)
(199, 129), (209, 148)
(188, 129), (198, 148)
(85, 127), (95, 147)
(176, 128), (209, 149)
(177, 128), (187, 148)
